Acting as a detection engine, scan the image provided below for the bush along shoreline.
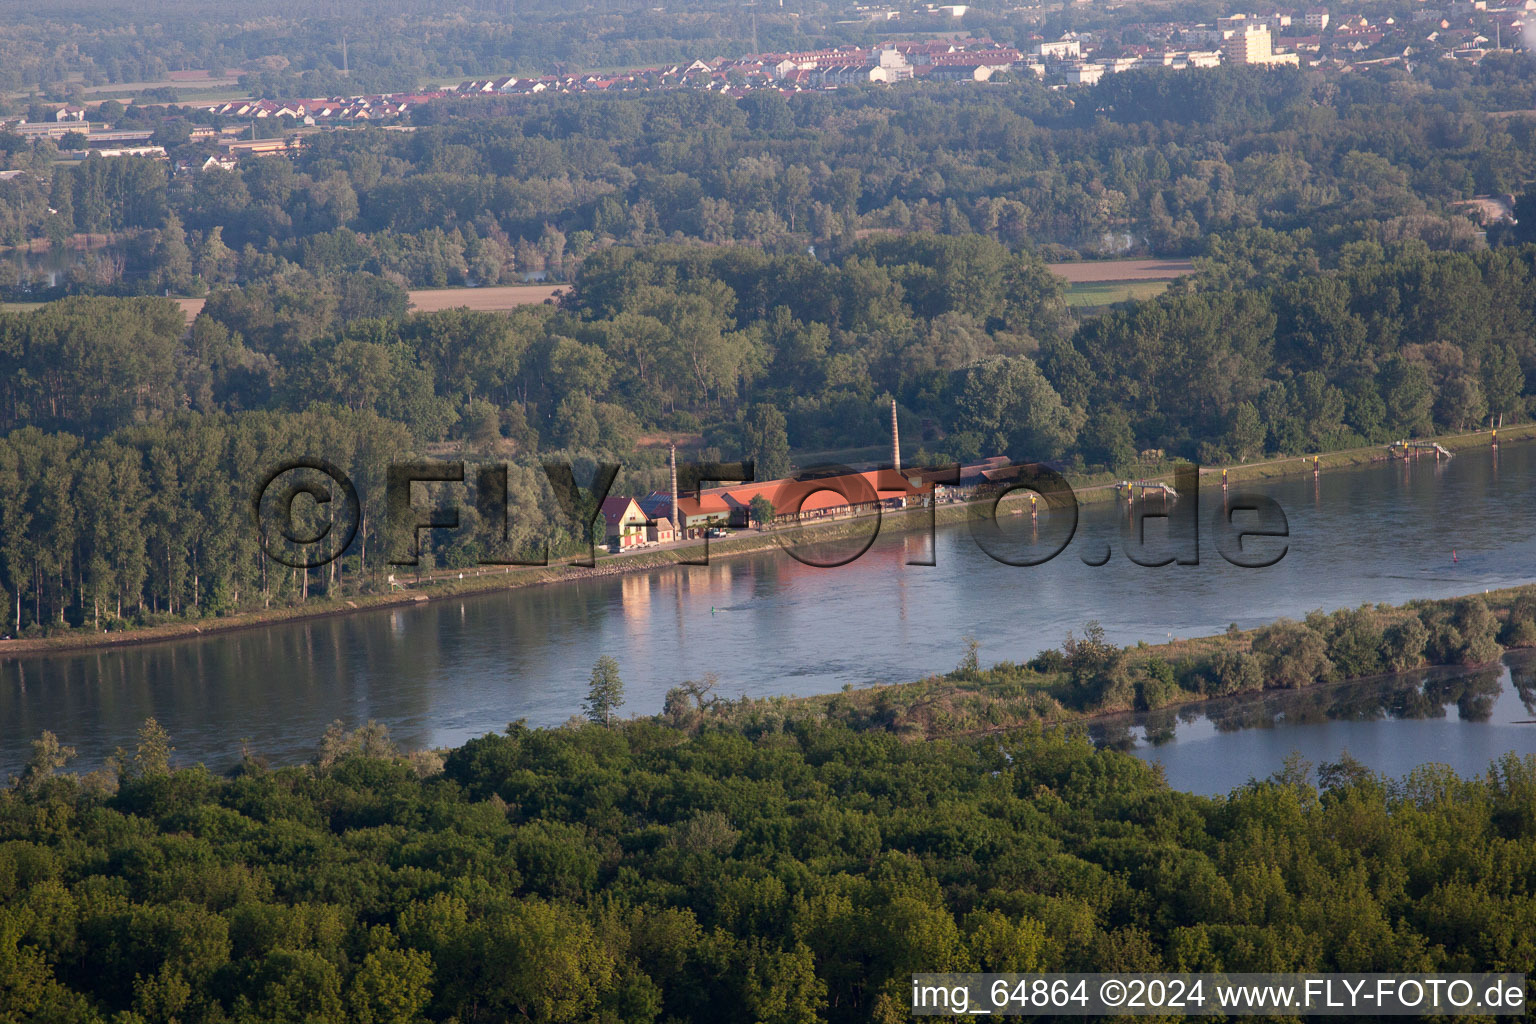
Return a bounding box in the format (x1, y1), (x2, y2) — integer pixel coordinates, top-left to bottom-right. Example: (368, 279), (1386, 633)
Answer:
(724, 584), (1536, 742)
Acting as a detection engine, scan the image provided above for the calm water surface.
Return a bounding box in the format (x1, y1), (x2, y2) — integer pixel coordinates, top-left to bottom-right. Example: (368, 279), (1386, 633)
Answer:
(3, 442), (1535, 784)
(1107, 653), (1536, 795)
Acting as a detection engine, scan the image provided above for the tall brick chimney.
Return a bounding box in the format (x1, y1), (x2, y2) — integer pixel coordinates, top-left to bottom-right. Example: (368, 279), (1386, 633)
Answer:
(669, 443), (680, 533)
(891, 399), (901, 472)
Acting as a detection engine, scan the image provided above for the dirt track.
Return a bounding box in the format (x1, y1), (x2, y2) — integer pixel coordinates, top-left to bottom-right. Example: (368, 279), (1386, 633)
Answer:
(170, 285), (565, 322)
(407, 285), (566, 311)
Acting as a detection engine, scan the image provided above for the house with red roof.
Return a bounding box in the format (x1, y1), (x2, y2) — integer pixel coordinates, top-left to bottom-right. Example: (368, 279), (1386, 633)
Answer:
(600, 497), (649, 551)
(687, 469), (925, 529)
(636, 496), (678, 543)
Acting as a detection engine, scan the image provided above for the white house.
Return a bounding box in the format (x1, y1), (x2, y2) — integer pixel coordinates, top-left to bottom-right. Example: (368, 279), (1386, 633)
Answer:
(1038, 39), (1082, 59)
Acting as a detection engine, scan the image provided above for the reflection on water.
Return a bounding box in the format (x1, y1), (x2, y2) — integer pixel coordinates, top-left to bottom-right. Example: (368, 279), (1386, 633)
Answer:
(1104, 652), (1536, 794)
(3, 242), (123, 293)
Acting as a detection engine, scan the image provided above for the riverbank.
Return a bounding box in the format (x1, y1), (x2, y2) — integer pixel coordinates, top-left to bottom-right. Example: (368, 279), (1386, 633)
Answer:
(0, 500), (986, 658)
(1066, 420), (1534, 504)
(1, 423), (1525, 659)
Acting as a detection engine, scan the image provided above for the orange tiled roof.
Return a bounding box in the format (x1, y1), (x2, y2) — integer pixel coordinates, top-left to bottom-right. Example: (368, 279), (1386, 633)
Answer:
(692, 470), (922, 518)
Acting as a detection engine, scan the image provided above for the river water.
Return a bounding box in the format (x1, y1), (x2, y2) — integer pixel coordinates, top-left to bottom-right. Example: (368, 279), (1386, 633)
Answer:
(3, 442), (1535, 786)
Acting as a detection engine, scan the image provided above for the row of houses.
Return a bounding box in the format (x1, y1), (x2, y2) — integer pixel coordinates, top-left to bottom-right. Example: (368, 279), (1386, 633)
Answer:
(598, 468), (928, 551)
(452, 32), (1300, 98)
(456, 40), (1033, 99)
(47, 4), (1513, 150)
(200, 94), (443, 122)
(594, 408), (1038, 553)
(597, 459), (1043, 552)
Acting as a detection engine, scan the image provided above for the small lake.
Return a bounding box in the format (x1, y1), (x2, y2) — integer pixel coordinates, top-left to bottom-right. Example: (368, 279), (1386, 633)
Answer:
(1, 238), (125, 294)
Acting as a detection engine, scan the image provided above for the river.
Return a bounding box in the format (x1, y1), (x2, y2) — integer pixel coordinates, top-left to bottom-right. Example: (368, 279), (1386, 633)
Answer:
(3, 441), (1535, 787)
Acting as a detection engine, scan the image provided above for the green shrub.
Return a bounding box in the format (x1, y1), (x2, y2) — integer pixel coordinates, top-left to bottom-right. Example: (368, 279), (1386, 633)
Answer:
(1499, 594), (1536, 648)
(1251, 619), (1333, 688)
(1382, 615), (1429, 671)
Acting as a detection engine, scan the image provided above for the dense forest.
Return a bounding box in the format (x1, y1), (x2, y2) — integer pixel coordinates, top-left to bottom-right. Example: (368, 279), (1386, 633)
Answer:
(6, 63), (1536, 279)
(2, 672), (1534, 1023)
(4, 234), (1536, 635)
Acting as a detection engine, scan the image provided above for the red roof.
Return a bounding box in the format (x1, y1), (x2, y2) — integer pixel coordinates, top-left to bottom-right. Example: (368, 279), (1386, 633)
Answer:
(692, 470), (923, 519)
(600, 496), (644, 529)
(674, 494), (731, 519)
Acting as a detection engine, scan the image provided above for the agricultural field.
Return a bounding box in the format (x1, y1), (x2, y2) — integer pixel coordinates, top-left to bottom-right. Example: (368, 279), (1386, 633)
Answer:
(1047, 257), (1193, 308)
(1064, 278), (1177, 307)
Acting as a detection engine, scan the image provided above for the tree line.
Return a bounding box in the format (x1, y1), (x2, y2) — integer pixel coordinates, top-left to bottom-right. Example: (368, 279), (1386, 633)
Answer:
(7, 60), (1536, 294)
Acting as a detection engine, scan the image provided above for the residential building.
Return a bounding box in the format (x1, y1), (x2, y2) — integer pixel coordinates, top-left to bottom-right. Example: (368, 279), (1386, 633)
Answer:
(1060, 62), (1107, 83)
(1219, 12), (1292, 36)
(601, 498), (650, 551)
(637, 500), (677, 544)
(873, 47), (915, 81)
(1038, 38), (1083, 59)
(1222, 24), (1301, 64)
(1096, 56), (1141, 73)
(64, 145), (166, 159)
(924, 61), (998, 80)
